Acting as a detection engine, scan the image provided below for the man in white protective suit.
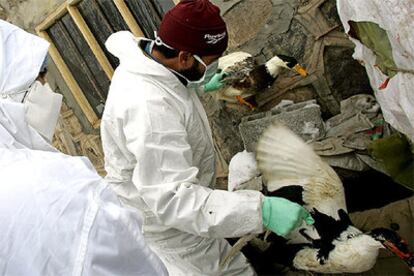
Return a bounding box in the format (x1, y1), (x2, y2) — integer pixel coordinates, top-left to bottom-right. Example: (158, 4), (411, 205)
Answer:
(0, 20), (168, 276)
(101, 0), (314, 275)
(0, 20), (62, 143)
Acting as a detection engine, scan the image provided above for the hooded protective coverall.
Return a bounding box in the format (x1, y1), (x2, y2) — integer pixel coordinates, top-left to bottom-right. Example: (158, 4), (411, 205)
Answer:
(101, 31), (264, 275)
(0, 20), (62, 141)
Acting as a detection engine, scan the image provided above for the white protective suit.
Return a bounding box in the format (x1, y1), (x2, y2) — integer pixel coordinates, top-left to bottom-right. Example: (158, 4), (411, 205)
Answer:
(0, 20), (62, 141)
(0, 22), (168, 276)
(102, 31), (264, 275)
(0, 102), (168, 276)
(0, 20), (49, 98)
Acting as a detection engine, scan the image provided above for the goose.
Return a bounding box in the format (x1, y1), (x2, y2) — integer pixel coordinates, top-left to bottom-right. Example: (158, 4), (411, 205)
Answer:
(223, 124), (414, 273)
(213, 52), (308, 110)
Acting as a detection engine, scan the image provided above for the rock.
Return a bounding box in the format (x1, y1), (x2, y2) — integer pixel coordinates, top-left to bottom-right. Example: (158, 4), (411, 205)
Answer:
(239, 100), (325, 152)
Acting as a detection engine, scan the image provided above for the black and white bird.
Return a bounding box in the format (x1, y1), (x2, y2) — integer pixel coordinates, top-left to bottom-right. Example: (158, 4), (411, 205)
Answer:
(223, 124), (414, 274)
(213, 51), (308, 109)
(255, 124), (414, 273)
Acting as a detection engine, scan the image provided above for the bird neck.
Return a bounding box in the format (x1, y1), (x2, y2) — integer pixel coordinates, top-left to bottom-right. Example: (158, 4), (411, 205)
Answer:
(265, 56), (287, 78)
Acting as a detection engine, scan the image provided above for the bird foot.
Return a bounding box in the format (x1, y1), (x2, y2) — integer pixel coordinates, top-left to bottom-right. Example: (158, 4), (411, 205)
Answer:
(236, 96), (256, 110)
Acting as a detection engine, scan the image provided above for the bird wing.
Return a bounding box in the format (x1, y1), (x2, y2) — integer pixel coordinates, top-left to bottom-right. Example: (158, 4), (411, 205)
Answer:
(256, 123), (347, 219)
(222, 87), (245, 97)
(218, 51), (252, 71)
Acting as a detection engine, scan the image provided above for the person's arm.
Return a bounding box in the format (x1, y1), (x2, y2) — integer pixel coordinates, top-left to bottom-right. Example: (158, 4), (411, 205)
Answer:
(123, 94), (264, 238)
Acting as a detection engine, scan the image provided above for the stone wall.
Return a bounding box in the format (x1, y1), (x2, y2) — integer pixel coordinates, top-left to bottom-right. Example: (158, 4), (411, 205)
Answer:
(0, 0), (64, 32)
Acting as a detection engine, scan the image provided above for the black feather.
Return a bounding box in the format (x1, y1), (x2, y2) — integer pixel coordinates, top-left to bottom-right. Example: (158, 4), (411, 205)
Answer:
(266, 185), (305, 205)
(248, 64), (278, 90)
(276, 54), (298, 68)
(237, 232), (308, 274)
(310, 208), (353, 264)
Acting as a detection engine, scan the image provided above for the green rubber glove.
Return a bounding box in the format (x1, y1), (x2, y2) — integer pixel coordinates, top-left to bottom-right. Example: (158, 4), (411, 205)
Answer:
(262, 197), (314, 237)
(204, 72), (227, 92)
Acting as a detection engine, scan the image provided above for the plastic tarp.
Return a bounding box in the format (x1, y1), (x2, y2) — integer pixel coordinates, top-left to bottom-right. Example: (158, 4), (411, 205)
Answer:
(337, 1), (414, 142)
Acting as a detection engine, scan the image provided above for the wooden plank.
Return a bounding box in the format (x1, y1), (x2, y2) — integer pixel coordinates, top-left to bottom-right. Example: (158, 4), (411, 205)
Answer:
(67, 4), (114, 79)
(97, 0), (130, 32)
(152, 0), (175, 16)
(36, 2), (67, 32)
(78, 0), (120, 68)
(59, 14), (109, 103)
(93, 119), (101, 129)
(113, 0), (145, 37)
(38, 31), (100, 128)
(67, 0), (82, 5)
(126, 0), (161, 38)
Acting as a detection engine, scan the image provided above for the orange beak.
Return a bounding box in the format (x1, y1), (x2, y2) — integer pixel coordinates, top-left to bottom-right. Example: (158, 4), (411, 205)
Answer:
(383, 240), (414, 272)
(293, 64), (308, 77)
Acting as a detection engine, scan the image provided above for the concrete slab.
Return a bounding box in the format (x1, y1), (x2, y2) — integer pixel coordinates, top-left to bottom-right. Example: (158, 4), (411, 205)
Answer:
(239, 100), (325, 152)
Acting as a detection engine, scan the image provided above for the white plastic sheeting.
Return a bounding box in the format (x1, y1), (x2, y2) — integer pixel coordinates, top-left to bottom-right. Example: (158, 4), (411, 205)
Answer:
(337, 0), (414, 141)
(228, 150), (260, 191)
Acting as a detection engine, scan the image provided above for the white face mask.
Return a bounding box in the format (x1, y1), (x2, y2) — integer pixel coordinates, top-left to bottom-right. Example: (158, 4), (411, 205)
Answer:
(24, 81), (63, 142)
(152, 35), (219, 89)
(185, 55), (219, 89)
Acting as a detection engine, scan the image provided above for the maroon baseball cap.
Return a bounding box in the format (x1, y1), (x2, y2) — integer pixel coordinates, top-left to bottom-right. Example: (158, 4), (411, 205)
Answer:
(158, 0), (228, 56)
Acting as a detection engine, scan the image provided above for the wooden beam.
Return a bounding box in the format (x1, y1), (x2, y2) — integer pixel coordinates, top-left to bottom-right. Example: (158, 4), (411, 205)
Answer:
(38, 31), (100, 128)
(36, 2), (67, 33)
(67, 0), (82, 5)
(67, 5), (114, 79)
(93, 119), (101, 129)
(113, 0), (145, 37)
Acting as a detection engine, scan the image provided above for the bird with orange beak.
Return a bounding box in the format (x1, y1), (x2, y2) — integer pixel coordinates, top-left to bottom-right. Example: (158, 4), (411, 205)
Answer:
(208, 51), (308, 110)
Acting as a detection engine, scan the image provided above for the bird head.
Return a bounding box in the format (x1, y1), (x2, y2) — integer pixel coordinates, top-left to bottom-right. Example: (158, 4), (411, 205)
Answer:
(368, 227), (414, 273)
(266, 55), (308, 78)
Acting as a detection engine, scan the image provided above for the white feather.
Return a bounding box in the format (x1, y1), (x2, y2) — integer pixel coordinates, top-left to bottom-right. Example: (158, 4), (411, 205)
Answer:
(256, 123), (347, 220)
(218, 51), (252, 72)
(293, 227), (382, 273)
(212, 52), (255, 103)
(265, 56), (288, 78)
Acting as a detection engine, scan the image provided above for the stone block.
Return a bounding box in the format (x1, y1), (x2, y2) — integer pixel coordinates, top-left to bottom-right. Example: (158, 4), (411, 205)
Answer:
(239, 100), (325, 152)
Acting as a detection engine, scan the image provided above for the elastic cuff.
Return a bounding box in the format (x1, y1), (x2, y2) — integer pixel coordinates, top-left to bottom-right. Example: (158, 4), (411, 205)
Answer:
(261, 197), (271, 228)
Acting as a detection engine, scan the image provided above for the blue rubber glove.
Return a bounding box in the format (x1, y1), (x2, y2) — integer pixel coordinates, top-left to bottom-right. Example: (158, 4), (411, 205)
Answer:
(262, 197), (314, 238)
(204, 72), (227, 92)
